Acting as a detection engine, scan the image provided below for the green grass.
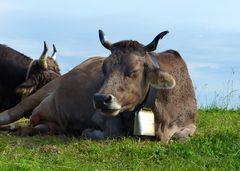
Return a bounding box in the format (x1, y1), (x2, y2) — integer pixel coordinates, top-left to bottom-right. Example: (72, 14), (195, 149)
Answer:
(0, 109), (239, 171)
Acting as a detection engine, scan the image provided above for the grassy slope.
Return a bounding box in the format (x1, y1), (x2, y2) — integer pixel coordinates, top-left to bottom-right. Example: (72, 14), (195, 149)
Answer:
(0, 109), (239, 171)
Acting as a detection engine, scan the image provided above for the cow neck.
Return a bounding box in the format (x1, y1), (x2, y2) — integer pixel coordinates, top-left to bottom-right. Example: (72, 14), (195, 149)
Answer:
(20, 60), (35, 100)
(132, 52), (159, 113)
(47, 70), (61, 77)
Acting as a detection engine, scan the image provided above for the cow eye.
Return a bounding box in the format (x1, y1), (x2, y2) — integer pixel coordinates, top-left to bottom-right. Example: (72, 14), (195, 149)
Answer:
(127, 70), (139, 78)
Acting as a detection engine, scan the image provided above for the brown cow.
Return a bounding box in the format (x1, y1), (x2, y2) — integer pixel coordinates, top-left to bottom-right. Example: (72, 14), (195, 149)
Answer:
(0, 30), (196, 143)
(92, 30), (197, 142)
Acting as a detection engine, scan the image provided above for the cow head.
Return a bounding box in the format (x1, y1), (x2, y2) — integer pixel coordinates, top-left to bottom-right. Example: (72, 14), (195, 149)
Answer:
(93, 30), (176, 116)
(16, 41), (61, 95)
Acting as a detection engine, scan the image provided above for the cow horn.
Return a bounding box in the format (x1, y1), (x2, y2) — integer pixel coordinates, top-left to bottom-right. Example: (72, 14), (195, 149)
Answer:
(51, 44), (57, 60)
(39, 41), (48, 69)
(99, 30), (112, 50)
(144, 31), (169, 52)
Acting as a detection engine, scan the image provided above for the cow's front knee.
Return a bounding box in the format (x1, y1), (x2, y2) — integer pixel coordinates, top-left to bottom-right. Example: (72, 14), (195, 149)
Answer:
(155, 123), (170, 143)
(91, 111), (124, 138)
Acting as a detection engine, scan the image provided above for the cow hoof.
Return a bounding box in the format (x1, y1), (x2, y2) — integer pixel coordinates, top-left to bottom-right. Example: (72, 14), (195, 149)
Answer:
(172, 128), (192, 140)
(82, 128), (105, 140)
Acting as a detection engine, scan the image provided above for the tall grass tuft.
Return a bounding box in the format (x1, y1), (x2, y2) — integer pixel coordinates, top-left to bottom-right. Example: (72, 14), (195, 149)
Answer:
(197, 70), (240, 110)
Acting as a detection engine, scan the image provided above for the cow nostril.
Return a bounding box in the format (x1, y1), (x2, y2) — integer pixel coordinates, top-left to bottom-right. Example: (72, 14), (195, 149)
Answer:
(104, 95), (113, 104)
(93, 93), (114, 106)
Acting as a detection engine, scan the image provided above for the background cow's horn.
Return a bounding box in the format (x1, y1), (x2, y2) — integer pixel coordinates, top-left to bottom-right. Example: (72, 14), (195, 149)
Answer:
(99, 29), (112, 50)
(144, 31), (169, 52)
(39, 41), (48, 69)
(51, 44), (57, 60)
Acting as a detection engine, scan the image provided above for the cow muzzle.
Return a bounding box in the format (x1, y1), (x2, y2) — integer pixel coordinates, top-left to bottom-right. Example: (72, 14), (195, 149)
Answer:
(93, 93), (121, 116)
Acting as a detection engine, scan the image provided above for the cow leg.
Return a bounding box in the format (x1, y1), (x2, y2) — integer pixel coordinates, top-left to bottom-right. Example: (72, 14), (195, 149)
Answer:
(156, 120), (196, 143)
(104, 115), (125, 137)
(82, 128), (105, 140)
(154, 105), (173, 143)
(81, 111), (106, 140)
(19, 124), (50, 136)
(82, 111), (124, 140)
(0, 123), (21, 131)
(171, 124), (196, 140)
(19, 121), (61, 136)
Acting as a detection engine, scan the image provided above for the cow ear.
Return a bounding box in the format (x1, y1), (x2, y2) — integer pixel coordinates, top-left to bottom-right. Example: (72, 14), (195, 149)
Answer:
(145, 54), (176, 89)
(147, 69), (176, 89)
(16, 79), (36, 95)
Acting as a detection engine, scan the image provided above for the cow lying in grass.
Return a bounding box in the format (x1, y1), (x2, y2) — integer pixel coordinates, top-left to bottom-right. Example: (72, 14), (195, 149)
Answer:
(0, 42), (60, 113)
(0, 30), (197, 143)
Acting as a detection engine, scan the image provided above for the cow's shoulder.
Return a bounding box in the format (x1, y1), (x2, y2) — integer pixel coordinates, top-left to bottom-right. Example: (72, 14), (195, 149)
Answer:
(156, 49), (184, 62)
(154, 49), (186, 72)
